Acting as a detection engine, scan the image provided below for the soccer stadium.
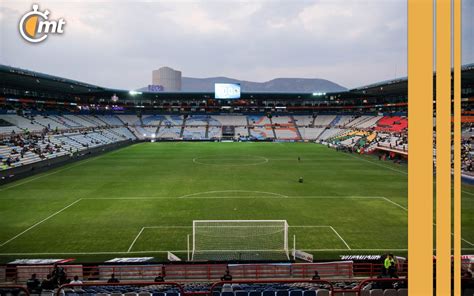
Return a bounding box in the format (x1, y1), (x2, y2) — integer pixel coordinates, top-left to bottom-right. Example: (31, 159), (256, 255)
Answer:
(0, 62), (473, 295)
(1, 0), (474, 293)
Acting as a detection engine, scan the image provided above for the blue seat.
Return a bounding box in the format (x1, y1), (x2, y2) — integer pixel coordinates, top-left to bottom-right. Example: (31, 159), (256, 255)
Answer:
(303, 291), (316, 296)
(276, 291), (289, 296)
(222, 292), (234, 296)
(289, 290), (303, 296)
(213, 292), (221, 296)
(249, 291), (262, 296)
(235, 291), (248, 296)
(262, 290), (276, 296)
(153, 293), (165, 296)
(166, 293), (180, 296)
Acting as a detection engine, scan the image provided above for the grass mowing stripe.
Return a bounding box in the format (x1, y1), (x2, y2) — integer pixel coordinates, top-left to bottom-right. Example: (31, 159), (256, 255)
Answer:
(0, 199), (82, 247)
(0, 145), (132, 192)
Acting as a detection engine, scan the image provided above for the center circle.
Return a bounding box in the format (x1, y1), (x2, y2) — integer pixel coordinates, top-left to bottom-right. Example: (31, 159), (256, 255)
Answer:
(193, 155), (268, 166)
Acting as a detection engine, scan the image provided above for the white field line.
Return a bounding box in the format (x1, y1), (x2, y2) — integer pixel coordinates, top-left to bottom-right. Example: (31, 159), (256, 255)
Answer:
(382, 197), (408, 211)
(0, 198), (82, 247)
(345, 153), (474, 196)
(127, 227), (145, 252)
(345, 153), (408, 175)
(178, 190), (288, 199)
(83, 195), (389, 200)
(329, 226), (351, 250)
(144, 226), (191, 228)
(192, 156), (268, 166)
(380, 199), (474, 246)
(3, 248), (474, 256)
(0, 147), (128, 192)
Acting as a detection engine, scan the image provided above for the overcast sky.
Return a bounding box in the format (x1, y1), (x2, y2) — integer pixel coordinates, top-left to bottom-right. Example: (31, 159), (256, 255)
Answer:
(0, 0), (473, 90)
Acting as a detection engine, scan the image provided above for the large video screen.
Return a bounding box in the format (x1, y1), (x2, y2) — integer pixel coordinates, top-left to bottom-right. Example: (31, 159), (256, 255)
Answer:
(215, 83), (241, 99)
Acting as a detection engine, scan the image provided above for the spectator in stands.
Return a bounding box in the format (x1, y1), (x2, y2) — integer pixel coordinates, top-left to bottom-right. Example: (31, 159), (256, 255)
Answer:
(463, 270), (473, 279)
(154, 273), (165, 282)
(312, 271), (320, 280)
(220, 269), (232, 281)
(107, 273), (120, 283)
(384, 254), (398, 278)
(52, 263), (67, 286)
(70, 275), (83, 285)
(40, 274), (55, 291)
(26, 273), (41, 294)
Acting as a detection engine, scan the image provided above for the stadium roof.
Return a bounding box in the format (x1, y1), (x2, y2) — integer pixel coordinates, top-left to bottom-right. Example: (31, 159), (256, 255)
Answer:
(1, 63), (474, 101)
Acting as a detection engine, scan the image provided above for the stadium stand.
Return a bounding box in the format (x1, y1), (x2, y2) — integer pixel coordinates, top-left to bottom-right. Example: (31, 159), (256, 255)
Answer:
(249, 126), (274, 139)
(0, 112), (414, 171)
(292, 116), (314, 127)
(299, 127), (326, 140)
(313, 115), (337, 127)
(208, 126), (222, 138)
(212, 116), (249, 126)
(374, 117), (408, 132)
(117, 115), (141, 126)
(183, 126), (207, 140)
(156, 126), (182, 139)
(186, 115), (210, 126)
(248, 116), (272, 126)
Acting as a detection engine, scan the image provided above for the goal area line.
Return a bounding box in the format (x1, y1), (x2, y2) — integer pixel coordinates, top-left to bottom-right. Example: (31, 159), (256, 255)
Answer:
(3, 248), (474, 256)
(127, 224), (351, 254)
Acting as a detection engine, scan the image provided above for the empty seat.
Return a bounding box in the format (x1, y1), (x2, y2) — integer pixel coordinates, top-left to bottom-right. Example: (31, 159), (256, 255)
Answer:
(382, 290), (397, 296)
(262, 291), (275, 296)
(360, 290), (370, 296)
(249, 291), (262, 296)
(342, 292), (357, 296)
(235, 291), (248, 296)
(276, 291), (288, 296)
(303, 291), (316, 296)
(289, 290), (302, 296)
(138, 293), (151, 296)
(153, 293), (165, 296)
(315, 290), (330, 296)
(369, 289), (383, 296)
(222, 292), (235, 296)
(396, 289), (408, 296)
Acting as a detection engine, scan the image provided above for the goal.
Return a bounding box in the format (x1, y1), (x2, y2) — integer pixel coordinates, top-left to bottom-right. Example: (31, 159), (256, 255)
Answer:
(191, 220), (289, 261)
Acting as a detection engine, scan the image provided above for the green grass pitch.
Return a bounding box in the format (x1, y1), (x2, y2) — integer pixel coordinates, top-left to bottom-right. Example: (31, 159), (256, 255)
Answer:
(0, 142), (473, 263)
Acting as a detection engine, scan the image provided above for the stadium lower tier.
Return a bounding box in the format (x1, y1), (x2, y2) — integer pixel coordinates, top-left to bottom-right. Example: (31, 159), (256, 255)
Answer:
(0, 113), (472, 176)
(0, 113), (411, 171)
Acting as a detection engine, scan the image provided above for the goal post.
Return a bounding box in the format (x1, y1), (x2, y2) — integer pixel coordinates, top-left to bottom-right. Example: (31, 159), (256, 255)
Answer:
(192, 220), (289, 261)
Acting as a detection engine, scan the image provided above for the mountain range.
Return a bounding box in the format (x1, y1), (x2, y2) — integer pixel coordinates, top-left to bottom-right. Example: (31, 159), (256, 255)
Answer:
(139, 77), (346, 93)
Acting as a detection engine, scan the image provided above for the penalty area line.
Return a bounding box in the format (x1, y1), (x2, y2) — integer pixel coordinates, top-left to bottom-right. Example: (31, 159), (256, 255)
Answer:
(127, 227), (145, 253)
(329, 226), (351, 250)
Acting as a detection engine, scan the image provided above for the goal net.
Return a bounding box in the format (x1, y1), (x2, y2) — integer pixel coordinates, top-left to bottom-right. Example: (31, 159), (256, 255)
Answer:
(192, 220), (289, 261)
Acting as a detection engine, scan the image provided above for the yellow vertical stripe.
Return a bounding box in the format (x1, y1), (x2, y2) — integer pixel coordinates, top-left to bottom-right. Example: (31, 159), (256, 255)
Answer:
(453, 0), (462, 294)
(436, 0), (452, 294)
(408, 0), (433, 295)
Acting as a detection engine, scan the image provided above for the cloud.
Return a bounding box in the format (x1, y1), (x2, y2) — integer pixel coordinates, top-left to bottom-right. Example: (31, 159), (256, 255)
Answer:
(0, 0), (470, 90)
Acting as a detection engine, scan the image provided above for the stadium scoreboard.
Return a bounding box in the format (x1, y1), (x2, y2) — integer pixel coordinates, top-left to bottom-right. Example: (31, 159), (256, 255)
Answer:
(215, 83), (241, 99)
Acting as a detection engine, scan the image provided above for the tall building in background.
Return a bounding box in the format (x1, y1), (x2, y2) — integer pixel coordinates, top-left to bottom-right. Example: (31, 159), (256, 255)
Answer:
(152, 67), (182, 91)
